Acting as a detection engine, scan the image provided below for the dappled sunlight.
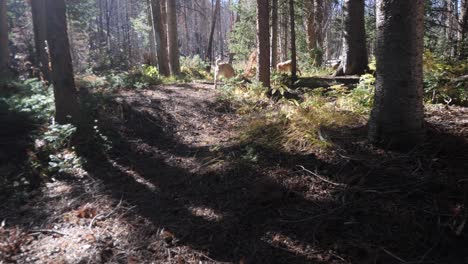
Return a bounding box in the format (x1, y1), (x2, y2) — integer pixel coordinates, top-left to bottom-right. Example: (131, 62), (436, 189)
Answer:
(187, 205), (224, 222)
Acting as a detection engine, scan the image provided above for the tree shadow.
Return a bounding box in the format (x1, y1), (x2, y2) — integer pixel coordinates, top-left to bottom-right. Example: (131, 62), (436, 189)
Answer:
(75, 90), (468, 263)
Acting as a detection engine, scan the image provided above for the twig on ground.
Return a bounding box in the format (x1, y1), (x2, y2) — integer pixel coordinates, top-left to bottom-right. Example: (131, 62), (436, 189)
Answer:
(381, 247), (407, 263)
(297, 165), (347, 188)
(89, 198), (123, 230)
(29, 229), (68, 236)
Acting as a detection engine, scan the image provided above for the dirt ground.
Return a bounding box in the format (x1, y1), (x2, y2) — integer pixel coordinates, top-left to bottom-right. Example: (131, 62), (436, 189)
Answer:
(1, 83), (468, 263)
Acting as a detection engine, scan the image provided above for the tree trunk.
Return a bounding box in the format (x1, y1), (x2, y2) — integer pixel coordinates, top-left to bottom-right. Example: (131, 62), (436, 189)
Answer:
(313, 0), (324, 66)
(289, 0), (297, 82)
(270, 0), (278, 68)
(305, 0), (317, 62)
(334, 0), (368, 76)
(460, 0), (468, 59)
(150, 0), (170, 76)
(256, 0), (270, 88)
(166, 0), (180, 75)
(31, 0), (51, 81)
(280, 3), (289, 62)
(146, 0), (157, 66)
(0, 0), (9, 76)
(206, 0), (220, 69)
(445, 0), (455, 57)
(369, 0), (425, 149)
(45, 0), (80, 125)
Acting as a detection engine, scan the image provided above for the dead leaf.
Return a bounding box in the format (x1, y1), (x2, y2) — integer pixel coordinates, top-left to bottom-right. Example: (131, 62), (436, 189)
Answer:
(75, 205), (98, 219)
(84, 233), (96, 243)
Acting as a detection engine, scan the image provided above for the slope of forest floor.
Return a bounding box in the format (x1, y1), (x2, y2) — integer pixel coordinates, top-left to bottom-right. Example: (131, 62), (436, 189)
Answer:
(1, 83), (468, 263)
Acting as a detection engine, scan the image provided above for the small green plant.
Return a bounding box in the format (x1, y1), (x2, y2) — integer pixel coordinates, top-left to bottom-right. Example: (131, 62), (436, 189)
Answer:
(2, 78), (54, 121)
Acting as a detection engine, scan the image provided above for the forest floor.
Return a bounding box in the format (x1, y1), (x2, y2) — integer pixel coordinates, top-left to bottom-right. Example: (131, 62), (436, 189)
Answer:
(1, 83), (468, 263)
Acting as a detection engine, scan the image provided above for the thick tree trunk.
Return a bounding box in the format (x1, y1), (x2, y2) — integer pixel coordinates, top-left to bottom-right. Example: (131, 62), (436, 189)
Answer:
(289, 0), (297, 82)
(45, 0), (80, 125)
(150, 0), (170, 76)
(369, 0), (425, 149)
(334, 0), (368, 76)
(166, 0), (180, 75)
(256, 0), (270, 88)
(0, 0), (9, 76)
(270, 0), (278, 68)
(206, 0), (220, 69)
(31, 0), (51, 82)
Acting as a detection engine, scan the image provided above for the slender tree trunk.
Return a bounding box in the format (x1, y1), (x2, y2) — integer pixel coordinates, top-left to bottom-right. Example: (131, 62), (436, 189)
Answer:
(207, 0), (220, 69)
(146, 0), (157, 65)
(31, 0), (51, 82)
(334, 0), (368, 76)
(280, 3), (289, 62)
(313, 0), (324, 66)
(305, 0), (317, 62)
(271, 0), (279, 68)
(183, 3), (190, 55)
(460, 0), (468, 59)
(45, 0), (80, 125)
(446, 0), (454, 57)
(369, 0), (425, 149)
(289, 0), (297, 82)
(0, 0), (9, 76)
(166, 0), (180, 75)
(256, 0), (270, 88)
(150, 0), (170, 76)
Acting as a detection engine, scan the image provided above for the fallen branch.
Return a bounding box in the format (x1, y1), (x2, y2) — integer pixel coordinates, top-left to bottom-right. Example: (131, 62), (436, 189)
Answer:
(29, 229), (68, 236)
(88, 199), (123, 230)
(451, 75), (468, 83)
(297, 165), (347, 188)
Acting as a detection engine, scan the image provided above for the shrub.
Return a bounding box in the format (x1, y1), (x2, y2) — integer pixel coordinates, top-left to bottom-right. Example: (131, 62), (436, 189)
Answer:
(180, 55), (210, 80)
(423, 51), (468, 105)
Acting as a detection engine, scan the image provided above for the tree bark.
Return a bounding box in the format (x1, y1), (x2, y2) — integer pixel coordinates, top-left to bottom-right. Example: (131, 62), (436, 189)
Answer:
(313, 0), (324, 66)
(289, 0), (297, 82)
(206, 0), (220, 69)
(369, 0), (425, 149)
(270, 0), (278, 68)
(445, 0), (455, 57)
(31, 0), (51, 82)
(256, 0), (270, 88)
(280, 2), (289, 62)
(305, 0), (317, 56)
(45, 0), (80, 125)
(166, 0), (180, 75)
(0, 0), (9, 76)
(150, 0), (170, 76)
(460, 0), (468, 59)
(146, 0), (157, 66)
(334, 0), (368, 76)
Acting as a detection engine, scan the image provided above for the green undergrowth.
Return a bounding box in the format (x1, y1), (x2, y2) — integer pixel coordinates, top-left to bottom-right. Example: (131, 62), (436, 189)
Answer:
(219, 75), (374, 153)
(0, 79), (87, 189)
(76, 55), (212, 91)
(423, 52), (468, 105)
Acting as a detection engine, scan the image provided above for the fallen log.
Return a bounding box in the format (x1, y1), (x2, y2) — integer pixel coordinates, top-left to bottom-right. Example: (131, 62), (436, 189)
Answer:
(296, 76), (361, 89)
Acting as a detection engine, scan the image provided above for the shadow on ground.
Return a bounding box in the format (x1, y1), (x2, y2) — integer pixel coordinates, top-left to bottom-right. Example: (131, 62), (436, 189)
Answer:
(71, 85), (468, 264)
